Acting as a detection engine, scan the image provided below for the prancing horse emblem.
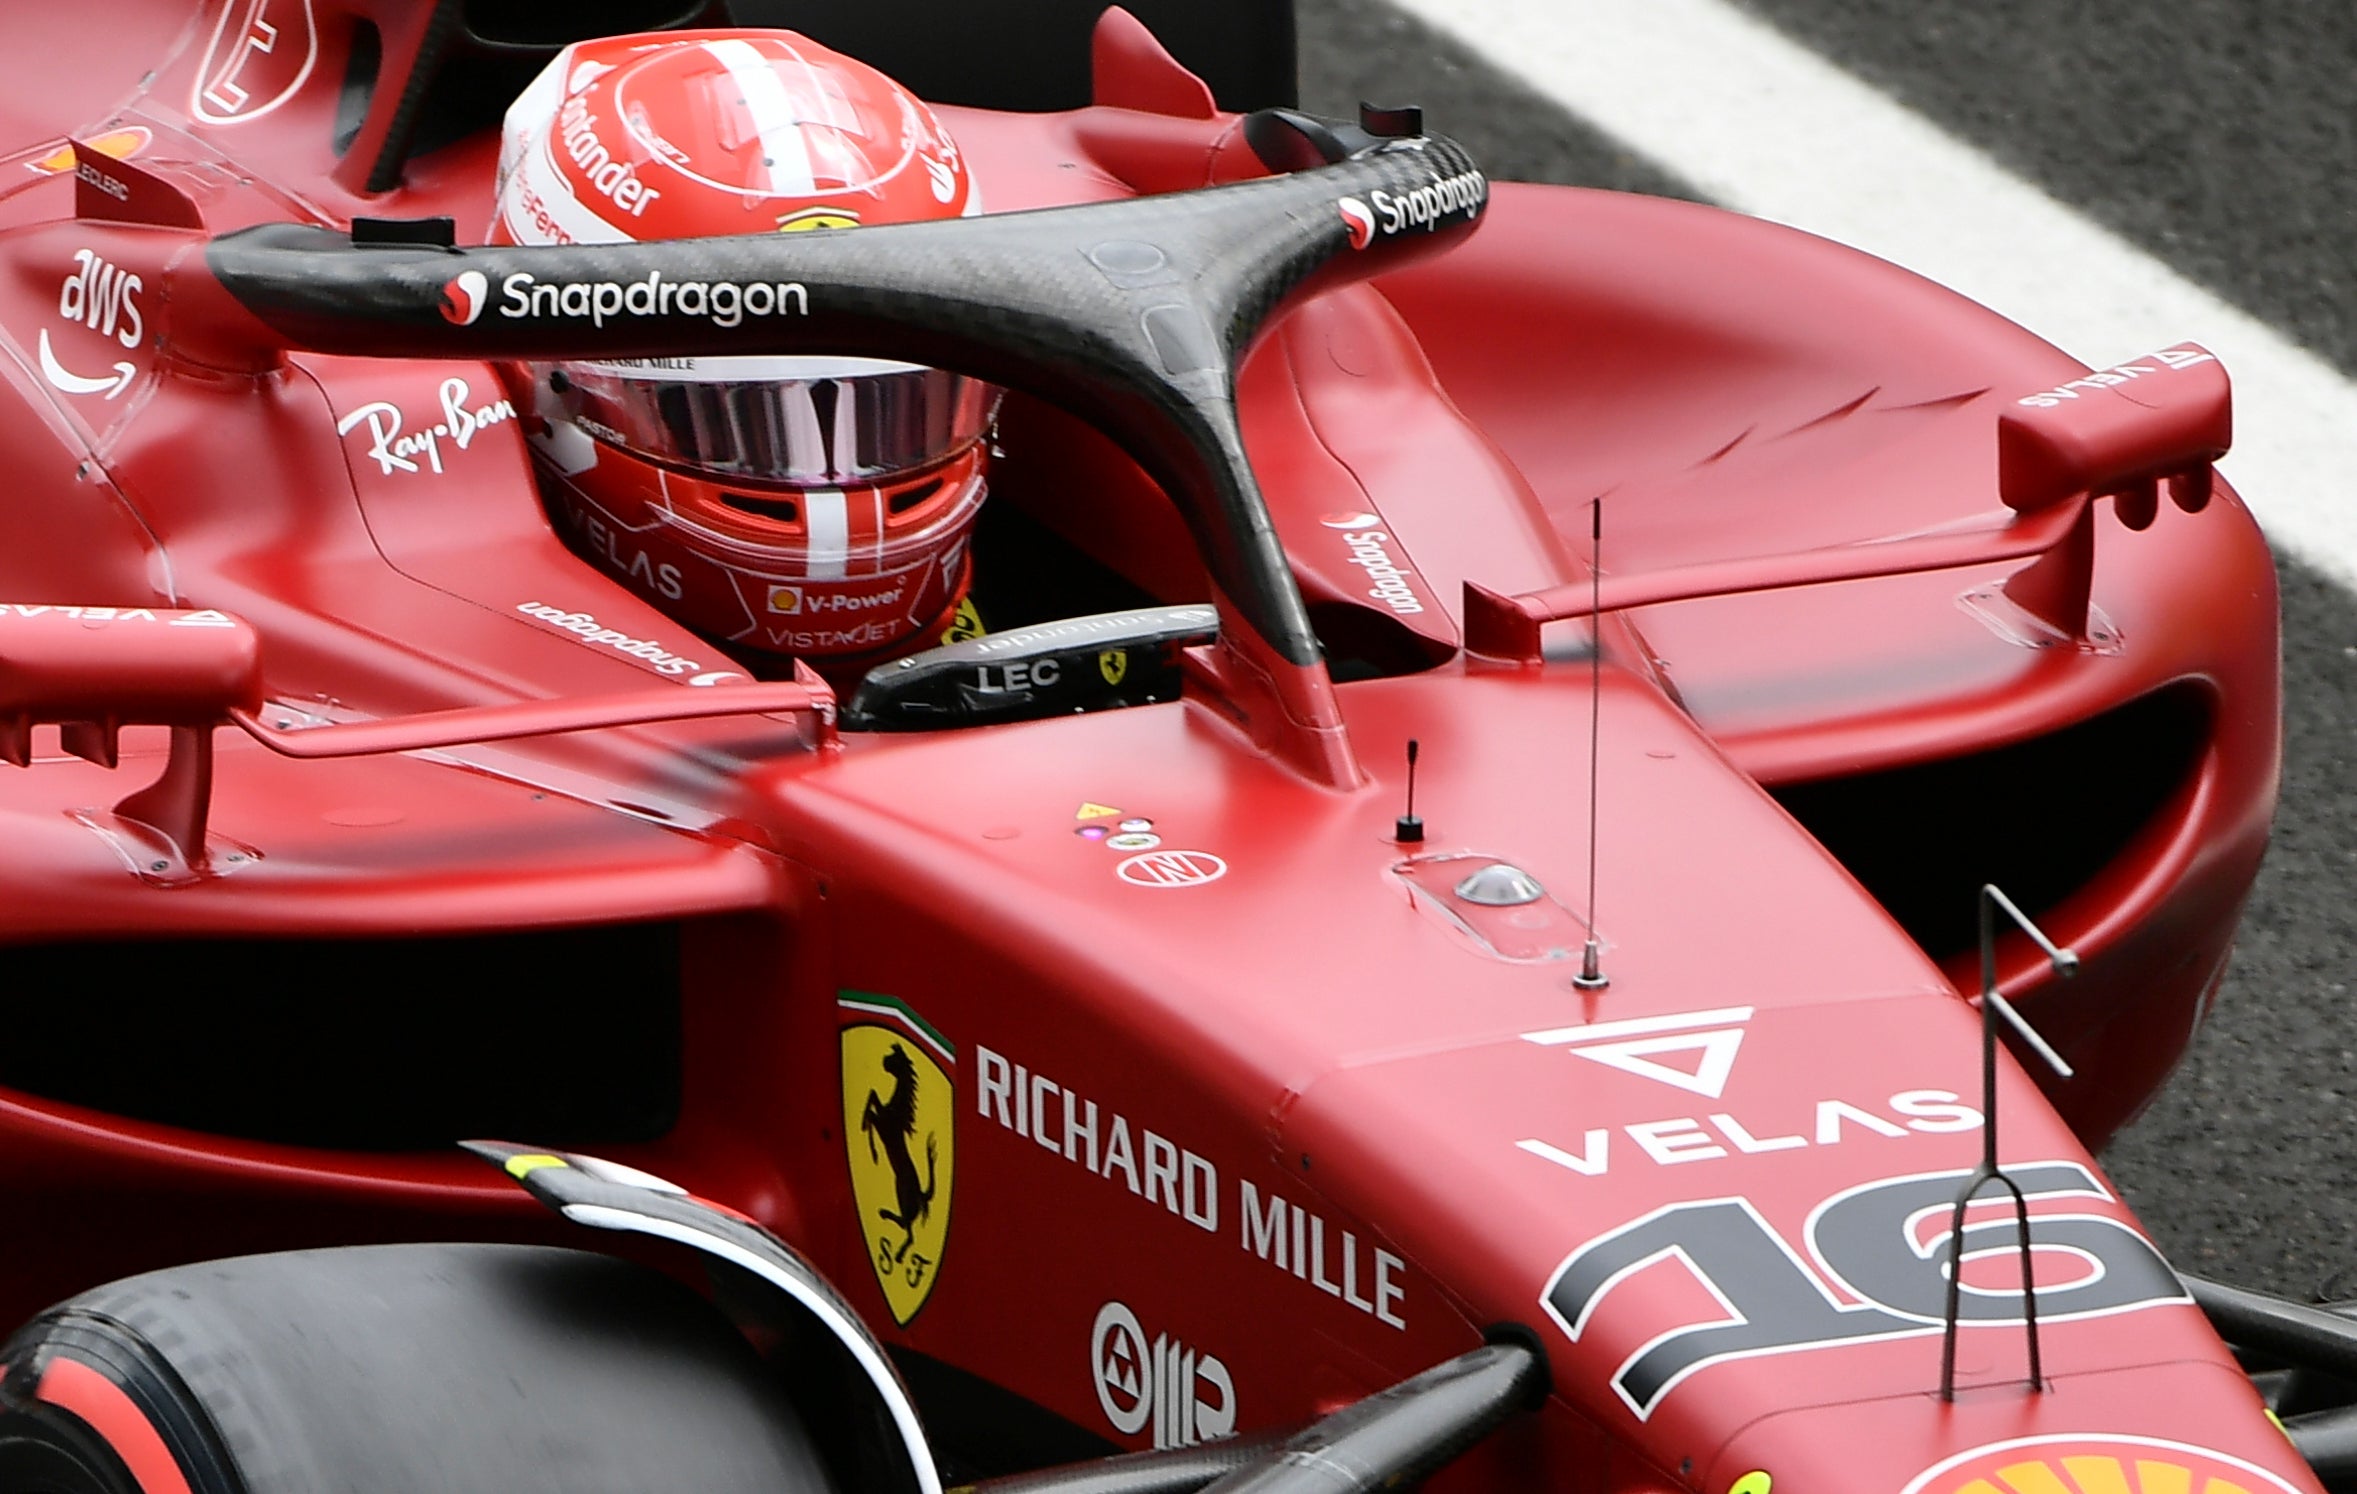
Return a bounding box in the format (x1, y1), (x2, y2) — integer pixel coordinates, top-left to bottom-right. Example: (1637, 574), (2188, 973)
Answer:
(840, 1002), (956, 1324)
(863, 1042), (937, 1263)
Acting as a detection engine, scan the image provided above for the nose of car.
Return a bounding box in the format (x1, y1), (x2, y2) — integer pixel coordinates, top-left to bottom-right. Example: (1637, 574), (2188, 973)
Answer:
(1707, 1356), (2319, 1494)
(1273, 978), (2268, 1487)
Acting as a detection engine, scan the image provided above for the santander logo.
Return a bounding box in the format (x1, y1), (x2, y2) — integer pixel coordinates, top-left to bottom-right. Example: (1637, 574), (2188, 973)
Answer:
(440, 270), (488, 326)
(1320, 511), (1382, 530)
(1337, 197), (1375, 250)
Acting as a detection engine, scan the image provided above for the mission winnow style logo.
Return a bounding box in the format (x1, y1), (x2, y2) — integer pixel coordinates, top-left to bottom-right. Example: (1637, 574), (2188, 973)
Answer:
(839, 991), (956, 1324)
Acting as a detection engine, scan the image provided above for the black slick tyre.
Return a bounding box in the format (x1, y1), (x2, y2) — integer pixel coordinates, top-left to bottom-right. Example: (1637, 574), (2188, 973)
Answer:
(0, 1243), (841, 1494)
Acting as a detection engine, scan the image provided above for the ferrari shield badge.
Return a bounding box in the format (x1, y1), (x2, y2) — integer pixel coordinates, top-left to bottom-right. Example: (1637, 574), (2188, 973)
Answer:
(839, 992), (955, 1324)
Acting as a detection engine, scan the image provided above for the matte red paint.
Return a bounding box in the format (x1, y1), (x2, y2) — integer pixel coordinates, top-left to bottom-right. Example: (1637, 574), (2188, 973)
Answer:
(0, 6), (2293, 1494)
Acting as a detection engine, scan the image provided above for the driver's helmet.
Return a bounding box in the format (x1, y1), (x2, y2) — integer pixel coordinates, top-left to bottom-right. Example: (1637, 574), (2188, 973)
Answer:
(493, 29), (996, 669)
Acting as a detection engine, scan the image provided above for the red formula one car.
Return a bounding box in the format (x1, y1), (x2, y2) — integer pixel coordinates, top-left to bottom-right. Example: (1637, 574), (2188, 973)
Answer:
(0, 3), (2337, 1493)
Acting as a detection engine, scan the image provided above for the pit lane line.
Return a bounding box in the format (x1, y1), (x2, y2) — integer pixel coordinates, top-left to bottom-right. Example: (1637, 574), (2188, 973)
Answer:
(1376, 0), (2357, 592)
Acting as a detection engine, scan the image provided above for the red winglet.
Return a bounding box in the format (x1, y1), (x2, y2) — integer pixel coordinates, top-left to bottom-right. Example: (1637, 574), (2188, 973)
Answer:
(1091, 6), (1218, 119)
(69, 138), (203, 230)
(1999, 344), (2231, 515)
(0, 604), (261, 769)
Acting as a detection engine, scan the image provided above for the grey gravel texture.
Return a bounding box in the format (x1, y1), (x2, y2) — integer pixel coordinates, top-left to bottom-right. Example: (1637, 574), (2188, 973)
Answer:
(1723, 0), (2357, 380)
(1296, 0), (1704, 199)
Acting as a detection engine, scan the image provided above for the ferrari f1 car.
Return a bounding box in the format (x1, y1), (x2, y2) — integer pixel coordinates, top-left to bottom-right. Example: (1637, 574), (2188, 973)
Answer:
(0, 3), (2343, 1493)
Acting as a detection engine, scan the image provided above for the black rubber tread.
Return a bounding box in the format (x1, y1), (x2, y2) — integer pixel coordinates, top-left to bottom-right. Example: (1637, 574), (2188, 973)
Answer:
(0, 1244), (841, 1494)
(0, 1303), (241, 1494)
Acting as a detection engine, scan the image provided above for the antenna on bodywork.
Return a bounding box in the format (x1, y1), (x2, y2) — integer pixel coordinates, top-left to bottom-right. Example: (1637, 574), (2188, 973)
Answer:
(1395, 739), (1425, 844)
(1573, 499), (1609, 992)
(1938, 884), (2078, 1400)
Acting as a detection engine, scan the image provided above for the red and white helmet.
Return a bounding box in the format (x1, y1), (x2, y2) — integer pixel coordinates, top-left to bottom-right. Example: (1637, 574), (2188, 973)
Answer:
(494, 28), (997, 670)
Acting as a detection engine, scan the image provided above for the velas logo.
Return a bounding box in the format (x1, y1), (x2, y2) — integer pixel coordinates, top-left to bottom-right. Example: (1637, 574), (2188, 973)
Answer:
(1337, 196), (1374, 250)
(1320, 511), (1382, 529)
(1523, 1007), (1753, 1099)
(1903, 1435), (2305, 1494)
(441, 270), (488, 325)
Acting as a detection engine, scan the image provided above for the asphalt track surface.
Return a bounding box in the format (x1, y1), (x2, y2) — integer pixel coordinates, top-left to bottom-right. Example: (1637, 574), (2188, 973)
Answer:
(1296, 0), (2357, 1301)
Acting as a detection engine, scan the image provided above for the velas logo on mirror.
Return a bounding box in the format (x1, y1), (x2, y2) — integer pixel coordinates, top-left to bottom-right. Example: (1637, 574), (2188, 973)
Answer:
(441, 270), (488, 326)
(1337, 197), (1375, 250)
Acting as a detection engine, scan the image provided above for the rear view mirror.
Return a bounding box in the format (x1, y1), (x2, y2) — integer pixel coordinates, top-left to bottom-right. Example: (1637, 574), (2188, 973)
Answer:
(0, 604), (264, 875)
(0, 604), (261, 769)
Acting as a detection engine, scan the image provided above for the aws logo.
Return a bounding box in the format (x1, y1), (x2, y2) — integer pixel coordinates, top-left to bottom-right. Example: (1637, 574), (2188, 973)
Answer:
(1905, 1436), (2304, 1494)
(840, 992), (956, 1325)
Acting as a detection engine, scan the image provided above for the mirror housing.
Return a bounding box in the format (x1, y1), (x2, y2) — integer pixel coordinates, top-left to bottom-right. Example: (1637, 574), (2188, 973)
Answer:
(844, 604), (1217, 731)
(0, 605), (261, 769)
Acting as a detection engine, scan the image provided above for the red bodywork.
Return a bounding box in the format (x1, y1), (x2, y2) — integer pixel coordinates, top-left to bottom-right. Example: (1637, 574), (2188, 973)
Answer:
(0, 5), (2288, 1494)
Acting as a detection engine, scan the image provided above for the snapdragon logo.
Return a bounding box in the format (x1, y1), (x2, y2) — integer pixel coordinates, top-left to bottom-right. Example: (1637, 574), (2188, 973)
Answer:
(1319, 511), (1424, 615)
(515, 601), (703, 676)
(1337, 196), (1375, 250)
(441, 270), (488, 326)
(1365, 169), (1487, 239)
(487, 270), (810, 330)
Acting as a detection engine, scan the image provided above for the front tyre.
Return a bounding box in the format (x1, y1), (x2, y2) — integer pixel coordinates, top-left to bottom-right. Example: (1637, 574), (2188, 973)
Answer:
(0, 1244), (842, 1494)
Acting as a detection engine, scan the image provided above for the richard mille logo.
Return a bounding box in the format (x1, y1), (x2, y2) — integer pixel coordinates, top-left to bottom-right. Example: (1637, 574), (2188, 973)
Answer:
(1091, 1301), (1235, 1449)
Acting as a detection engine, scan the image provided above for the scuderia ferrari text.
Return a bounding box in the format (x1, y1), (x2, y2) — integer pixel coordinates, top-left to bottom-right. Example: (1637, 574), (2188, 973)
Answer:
(977, 1046), (1409, 1329)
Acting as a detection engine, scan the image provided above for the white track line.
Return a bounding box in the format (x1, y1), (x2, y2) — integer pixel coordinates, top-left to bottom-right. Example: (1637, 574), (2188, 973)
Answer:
(1384, 0), (2357, 589)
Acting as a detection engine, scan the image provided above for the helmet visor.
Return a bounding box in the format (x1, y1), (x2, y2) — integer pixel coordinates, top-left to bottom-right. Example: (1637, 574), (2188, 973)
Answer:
(552, 355), (998, 487)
